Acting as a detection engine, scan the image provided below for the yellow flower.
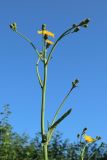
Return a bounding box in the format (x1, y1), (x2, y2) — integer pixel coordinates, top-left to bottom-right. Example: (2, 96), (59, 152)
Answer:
(83, 134), (96, 143)
(38, 30), (54, 37)
(45, 39), (54, 45)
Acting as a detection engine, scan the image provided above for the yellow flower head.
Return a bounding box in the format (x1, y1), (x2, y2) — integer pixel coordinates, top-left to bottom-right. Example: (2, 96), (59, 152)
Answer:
(45, 39), (54, 45)
(38, 30), (54, 38)
(83, 134), (96, 143)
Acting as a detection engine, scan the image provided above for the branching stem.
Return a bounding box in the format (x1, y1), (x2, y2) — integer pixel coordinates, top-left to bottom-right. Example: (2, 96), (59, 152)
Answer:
(41, 36), (48, 159)
(36, 58), (43, 88)
(47, 86), (75, 143)
(51, 86), (74, 126)
(47, 26), (75, 64)
(15, 30), (40, 58)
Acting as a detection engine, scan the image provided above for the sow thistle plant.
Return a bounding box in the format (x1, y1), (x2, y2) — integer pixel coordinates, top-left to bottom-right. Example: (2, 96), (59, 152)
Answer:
(9, 18), (101, 160)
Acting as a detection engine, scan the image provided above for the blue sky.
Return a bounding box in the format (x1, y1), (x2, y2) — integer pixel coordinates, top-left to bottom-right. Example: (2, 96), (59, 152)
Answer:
(0, 0), (107, 143)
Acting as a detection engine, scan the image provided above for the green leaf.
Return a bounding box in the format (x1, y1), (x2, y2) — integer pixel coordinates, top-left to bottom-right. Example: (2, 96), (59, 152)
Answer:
(49, 108), (72, 130)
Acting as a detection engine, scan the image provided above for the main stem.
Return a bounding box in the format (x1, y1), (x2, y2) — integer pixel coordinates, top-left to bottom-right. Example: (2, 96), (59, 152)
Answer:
(41, 48), (48, 160)
(81, 144), (87, 160)
(43, 143), (48, 160)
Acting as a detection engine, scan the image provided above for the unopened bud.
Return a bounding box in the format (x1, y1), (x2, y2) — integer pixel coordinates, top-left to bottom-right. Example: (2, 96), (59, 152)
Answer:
(79, 21), (85, 26)
(73, 27), (80, 32)
(75, 79), (79, 84)
(77, 134), (80, 138)
(83, 24), (88, 28)
(96, 136), (101, 140)
(79, 18), (90, 27)
(9, 22), (17, 31)
(84, 18), (90, 24)
(72, 24), (77, 28)
(82, 127), (87, 135)
(9, 24), (13, 29)
(42, 24), (46, 30)
(72, 79), (79, 88)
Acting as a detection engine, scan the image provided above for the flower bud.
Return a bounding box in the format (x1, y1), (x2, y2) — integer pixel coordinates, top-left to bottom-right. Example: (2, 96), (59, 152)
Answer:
(72, 79), (79, 88)
(9, 22), (17, 31)
(84, 18), (90, 24)
(79, 18), (90, 27)
(72, 24), (77, 28)
(77, 133), (80, 138)
(42, 24), (46, 30)
(75, 79), (79, 84)
(83, 24), (88, 28)
(82, 127), (87, 135)
(96, 136), (101, 140)
(73, 27), (80, 32)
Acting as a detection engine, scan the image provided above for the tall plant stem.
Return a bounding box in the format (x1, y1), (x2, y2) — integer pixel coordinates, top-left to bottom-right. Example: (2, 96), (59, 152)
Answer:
(41, 63), (47, 136)
(43, 143), (48, 160)
(41, 47), (48, 160)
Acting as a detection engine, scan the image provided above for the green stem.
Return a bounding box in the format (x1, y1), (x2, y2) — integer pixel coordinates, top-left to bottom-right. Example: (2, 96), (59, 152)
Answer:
(51, 86), (74, 125)
(43, 143), (48, 160)
(47, 26), (75, 64)
(15, 30), (40, 58)
(41, 63), (47, 136)
(47, 86), (74, 143)
(41, 46), (48, 160)
(36, 58), (43, 88)
(81, 144), (87, 160)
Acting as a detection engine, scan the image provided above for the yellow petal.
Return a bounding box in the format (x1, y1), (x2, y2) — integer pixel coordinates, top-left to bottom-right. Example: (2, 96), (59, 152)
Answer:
(45, 39), (54, 45)
(83, 135), (96, 143)
(38, 30), (54, 37)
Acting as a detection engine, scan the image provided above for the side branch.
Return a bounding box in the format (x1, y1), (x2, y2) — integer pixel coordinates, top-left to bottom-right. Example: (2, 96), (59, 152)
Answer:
(36, 58), (43, 88)
(47, 18), (90, 64)
(51, 86), (74, 126)
(15, 30), (40, 58)
(46, 26), (75, 64)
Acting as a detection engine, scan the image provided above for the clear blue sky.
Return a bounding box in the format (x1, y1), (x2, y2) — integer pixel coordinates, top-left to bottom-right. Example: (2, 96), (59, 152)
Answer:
(0, 0), (107, 143)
